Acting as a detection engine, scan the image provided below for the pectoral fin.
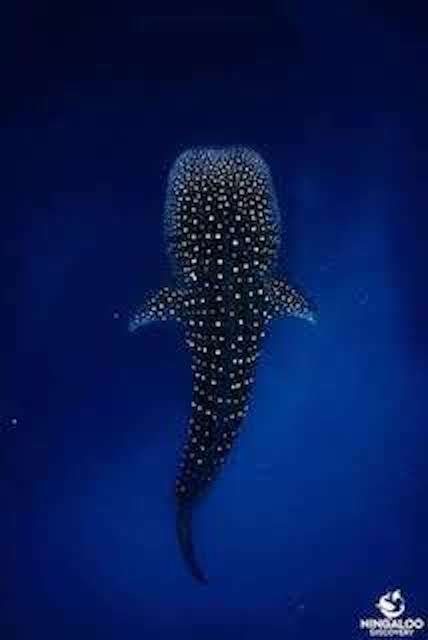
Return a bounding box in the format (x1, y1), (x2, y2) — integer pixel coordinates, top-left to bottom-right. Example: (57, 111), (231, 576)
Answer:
(128, 287), (187, 332)
(269, 278), (317, 324)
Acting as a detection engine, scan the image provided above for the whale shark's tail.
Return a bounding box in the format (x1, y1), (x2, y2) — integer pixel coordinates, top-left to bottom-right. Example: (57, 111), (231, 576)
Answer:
(176, 504), (207, 584)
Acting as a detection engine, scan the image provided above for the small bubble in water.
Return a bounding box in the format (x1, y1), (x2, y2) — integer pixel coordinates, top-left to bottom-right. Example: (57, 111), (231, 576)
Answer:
(113, 311), (120, 320)
(0, 417), (17, 433)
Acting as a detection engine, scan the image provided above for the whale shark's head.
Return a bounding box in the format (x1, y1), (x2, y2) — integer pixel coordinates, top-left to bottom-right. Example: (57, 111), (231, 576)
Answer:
(165, 147), (281, 287)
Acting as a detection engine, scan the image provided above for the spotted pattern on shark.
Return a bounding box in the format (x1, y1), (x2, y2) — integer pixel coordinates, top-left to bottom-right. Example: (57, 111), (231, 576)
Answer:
(129, 147), (316, 582)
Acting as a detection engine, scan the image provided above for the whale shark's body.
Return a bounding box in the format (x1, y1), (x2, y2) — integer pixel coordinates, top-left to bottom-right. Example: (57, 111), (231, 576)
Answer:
(129, 147), (316, 582)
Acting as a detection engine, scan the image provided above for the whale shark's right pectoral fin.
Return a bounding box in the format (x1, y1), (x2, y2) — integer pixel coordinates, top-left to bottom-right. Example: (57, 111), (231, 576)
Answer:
(269, 278), (317, 325)
(128, 287), (187, 332)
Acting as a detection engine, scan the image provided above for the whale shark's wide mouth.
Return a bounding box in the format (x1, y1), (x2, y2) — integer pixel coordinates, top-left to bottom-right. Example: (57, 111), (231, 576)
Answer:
(173, 146), (267, 169)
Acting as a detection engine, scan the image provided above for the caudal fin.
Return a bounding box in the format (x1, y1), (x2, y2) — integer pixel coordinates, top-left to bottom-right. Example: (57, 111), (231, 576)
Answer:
(176, 504), (208, 584)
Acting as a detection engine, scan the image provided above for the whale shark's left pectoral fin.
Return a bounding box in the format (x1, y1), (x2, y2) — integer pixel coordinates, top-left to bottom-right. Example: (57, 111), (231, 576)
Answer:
(128, 287), (187, 332)
(269, 278), (317, 325)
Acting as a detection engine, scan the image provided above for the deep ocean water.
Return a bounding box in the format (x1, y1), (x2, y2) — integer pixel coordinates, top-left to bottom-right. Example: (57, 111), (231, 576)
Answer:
(1, 2), (427, 638)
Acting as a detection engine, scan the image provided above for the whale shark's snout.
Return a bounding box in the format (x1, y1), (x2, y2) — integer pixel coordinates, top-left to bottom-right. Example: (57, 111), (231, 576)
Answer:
(165, 147), (281, 287)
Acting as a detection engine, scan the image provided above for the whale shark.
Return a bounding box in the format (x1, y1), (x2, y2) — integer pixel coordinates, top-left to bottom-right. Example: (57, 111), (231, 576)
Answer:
(129, 147), (316, 582)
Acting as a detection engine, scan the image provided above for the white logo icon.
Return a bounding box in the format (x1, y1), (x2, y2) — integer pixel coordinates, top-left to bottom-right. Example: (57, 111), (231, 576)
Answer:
(359, 588), (425, 637)
(376, 589), (406, 620)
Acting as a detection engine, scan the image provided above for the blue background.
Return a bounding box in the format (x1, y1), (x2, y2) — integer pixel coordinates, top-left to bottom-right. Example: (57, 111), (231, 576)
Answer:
(1, 1), (427, 637)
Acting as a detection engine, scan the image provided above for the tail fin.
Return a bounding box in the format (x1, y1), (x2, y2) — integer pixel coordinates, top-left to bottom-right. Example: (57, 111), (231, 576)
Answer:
(176, 504), (208, 584)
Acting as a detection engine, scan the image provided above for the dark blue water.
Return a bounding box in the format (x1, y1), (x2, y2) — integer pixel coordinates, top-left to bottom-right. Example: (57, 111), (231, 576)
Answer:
(1, 2), (427, 638)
